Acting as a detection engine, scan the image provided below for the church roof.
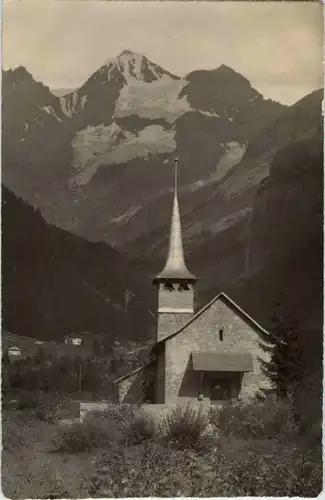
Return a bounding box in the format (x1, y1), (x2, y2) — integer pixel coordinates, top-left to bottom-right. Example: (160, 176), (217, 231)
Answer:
(114, 365), (145, 383)
(151, 292), (270, 354)
(114, 359), (156, 384)
(154, 158), (197, 283)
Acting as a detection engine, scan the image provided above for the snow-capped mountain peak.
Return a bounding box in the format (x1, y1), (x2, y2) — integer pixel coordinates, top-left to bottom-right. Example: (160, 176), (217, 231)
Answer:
(105, 50), (179, 84)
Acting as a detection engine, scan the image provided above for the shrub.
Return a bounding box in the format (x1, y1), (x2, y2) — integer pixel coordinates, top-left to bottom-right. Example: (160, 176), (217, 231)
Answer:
(124, 409), (157, 445)
(159, 404), (210, 450)
(83, 405), (141, 437)
(14, 391), (66, 422)
(2, 418), (26, 452)
(2, 409), (47, 452)
(214, 399), (299, 443)
(290, 447), (323, 497)
(51, 418), (121, 453)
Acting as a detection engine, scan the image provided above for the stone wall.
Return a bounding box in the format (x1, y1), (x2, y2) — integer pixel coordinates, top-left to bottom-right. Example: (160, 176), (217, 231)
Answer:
(164, 296), (270, 404)
(80, 401), (110, 421)
(79, 401), (213, 425)
(141, 401), (211, 424)
(158, 285), (194, 314)
(155, 347), (166, 403)
(157, 311), (193, 343)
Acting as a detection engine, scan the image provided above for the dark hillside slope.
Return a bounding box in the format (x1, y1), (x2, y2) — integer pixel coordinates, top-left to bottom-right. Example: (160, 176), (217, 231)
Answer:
(232, 131), (323, 333)
(2, 186), (155, 343)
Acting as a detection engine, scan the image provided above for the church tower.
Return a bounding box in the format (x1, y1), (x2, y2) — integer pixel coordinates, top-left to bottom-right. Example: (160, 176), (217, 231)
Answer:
(153, 158), (197, 342)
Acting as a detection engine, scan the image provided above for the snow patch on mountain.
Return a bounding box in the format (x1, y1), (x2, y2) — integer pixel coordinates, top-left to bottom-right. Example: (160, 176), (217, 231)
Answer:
(34, 118), (43, 128)
(111, 204), (143, 224)
(70, 123), (176, 187)
(213, 142), (247, 182)
(185, 206), (252, 240)
(105, 50), (179, 85)
(42, 105), (63, 122)
(212, 207), (252, 233)
(219, 147), (279, 201)
(198, 110), (220, 118)
(188, 142), (246, 191)
(114, 76), (191, 123)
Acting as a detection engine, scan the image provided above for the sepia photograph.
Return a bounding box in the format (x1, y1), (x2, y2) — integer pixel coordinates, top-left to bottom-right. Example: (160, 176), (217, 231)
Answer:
(1, 0), (323, 497)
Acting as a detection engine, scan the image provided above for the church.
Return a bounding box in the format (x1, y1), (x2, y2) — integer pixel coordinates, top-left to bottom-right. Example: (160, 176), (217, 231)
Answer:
(115, 159), (270, 405)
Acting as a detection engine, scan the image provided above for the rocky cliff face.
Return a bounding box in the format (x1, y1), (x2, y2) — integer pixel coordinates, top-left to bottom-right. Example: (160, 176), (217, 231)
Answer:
(188, 89), (323, 329)
(234, 129), (323, 331)
(247, 133), (323, 277)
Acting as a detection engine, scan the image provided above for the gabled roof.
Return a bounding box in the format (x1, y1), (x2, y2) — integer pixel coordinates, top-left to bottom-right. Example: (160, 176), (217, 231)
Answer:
(114, 366), (145, 384)
(151, 292), (269, 354)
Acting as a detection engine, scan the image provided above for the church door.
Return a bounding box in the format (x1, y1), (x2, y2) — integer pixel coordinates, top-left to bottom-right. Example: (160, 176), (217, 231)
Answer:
(210, 378), (231, 402)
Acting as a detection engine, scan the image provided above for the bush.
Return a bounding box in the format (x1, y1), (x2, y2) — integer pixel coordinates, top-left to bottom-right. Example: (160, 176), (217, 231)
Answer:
(2, 409), (55, 453)
(84, 406), (157, 447)
(2, 417), (26, 452)
(83, 405), (140, 436)
(51, 418), (121, 453)
(214, 399), (299, 443)
(124, 409), (157, 446)
(14, 391), (66, 422)
(159, 404), (210, 450)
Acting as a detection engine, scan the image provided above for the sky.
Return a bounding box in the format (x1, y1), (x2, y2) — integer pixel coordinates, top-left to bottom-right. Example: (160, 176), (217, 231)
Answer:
(2, 0), (323, 105)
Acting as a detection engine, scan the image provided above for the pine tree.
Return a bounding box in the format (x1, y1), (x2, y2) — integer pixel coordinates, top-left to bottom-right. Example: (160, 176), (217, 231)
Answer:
(258, 295), (305, 400)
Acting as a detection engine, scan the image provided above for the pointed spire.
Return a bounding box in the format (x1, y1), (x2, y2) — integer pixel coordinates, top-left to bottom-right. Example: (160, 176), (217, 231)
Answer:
(154, 158), (197, 282)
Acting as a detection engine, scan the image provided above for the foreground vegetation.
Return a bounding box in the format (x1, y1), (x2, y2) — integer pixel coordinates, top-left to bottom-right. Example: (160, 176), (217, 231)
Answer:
(2, 393), (322, 498)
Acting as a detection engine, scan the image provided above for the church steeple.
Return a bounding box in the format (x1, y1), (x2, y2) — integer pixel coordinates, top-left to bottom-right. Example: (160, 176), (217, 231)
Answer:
(154, 158), (197, 284)
(153, 157), (197, 344)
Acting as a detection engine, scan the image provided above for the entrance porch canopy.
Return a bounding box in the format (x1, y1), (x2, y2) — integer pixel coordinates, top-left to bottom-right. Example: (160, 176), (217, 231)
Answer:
(192, 352), (253, 372)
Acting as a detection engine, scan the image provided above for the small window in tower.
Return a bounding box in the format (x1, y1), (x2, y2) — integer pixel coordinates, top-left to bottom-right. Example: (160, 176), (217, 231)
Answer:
(219, 328), (224, 341)
(164, 282), (174, 291)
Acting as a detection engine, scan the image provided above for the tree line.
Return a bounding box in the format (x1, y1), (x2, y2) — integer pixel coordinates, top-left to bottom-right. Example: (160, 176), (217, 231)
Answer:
(2, 346), (150, 398)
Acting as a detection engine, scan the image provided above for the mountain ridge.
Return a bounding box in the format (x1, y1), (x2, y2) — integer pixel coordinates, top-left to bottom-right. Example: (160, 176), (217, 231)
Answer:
(2, 51), (322, 344)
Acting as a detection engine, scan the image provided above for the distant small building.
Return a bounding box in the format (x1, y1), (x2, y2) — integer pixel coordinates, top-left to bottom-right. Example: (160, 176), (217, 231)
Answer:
(8, 346), (21, 357)
(115, 159), (271, 405)
(65, 334), (83, 346)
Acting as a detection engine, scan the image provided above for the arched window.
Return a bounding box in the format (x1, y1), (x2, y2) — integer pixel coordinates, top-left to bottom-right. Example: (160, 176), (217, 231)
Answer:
(164, 282), (174, 291)
(219, 328), (224, 341)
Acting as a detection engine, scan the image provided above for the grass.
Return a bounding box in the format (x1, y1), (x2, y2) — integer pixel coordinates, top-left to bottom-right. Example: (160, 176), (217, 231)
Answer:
(2, 410), (94, 498)
(2, 397), (322, 498)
